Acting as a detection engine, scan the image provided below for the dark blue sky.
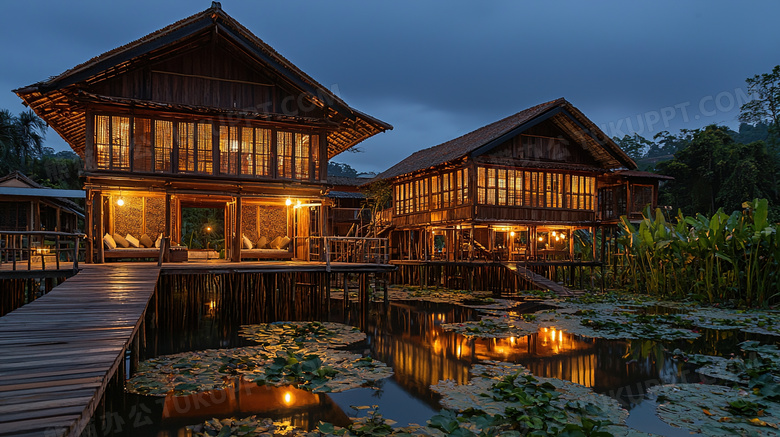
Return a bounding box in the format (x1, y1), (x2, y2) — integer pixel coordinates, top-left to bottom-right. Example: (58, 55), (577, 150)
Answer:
(2, 1), (779, 173)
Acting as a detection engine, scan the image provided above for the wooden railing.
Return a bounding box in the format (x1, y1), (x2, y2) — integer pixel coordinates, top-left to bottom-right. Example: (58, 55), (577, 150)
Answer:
(309, 236), (389, 266)
(0, 231), (84, 273)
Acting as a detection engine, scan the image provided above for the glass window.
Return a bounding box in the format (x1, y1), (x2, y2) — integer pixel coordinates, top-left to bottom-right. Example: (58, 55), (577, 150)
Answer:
(255, 128), (271, 177)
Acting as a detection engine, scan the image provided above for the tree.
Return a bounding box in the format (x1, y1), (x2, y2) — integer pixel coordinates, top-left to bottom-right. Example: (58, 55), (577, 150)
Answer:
(656, 125), (779, 219)
(328, 162), (359, 177)
(613, 134), (653, 161)
(740, 64), (780, 142)
(0, 109), (47, 174)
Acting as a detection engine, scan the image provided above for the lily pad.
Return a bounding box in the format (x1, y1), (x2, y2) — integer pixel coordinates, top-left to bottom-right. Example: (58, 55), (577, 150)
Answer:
(127, 346), (392, 396)
(126, 346), (269, 396)
(649, 383), (780, 435)
(430, 361), (646, 436)
(239, 321), (366, 350)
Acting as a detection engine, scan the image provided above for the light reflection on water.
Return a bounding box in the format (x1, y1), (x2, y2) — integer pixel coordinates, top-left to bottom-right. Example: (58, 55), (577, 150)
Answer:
(110, 291), (763, 436)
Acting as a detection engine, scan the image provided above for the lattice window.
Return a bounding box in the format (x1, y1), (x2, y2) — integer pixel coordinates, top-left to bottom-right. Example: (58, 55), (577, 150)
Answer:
(255, 128), (271, 177)
(219, 126), (239, 175)
(133, 118), (153, 172)
(94, 115), (130, 170)
(277, 131), (294, 179)
(311, 134), (320, 180)
(197, 123), (212, 174)
(178, 122), (196, 173)
(295, 133), (310, 180)
(154, 120), (173, 173)
(240, 127), (254, 175)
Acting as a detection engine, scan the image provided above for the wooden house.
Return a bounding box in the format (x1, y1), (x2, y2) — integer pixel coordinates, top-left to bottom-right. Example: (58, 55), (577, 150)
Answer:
(0, 171), (84, 233)
(374, 98), (668, 262)
(14, 3), (391, 263)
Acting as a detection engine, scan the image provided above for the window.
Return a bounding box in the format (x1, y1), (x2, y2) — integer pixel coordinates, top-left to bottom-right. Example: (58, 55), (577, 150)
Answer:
(133, 118), (152, 172)
(497, 168), (507, 206)
(94, 115), (130, 170)
(486, 168), (496, 205)
(631, 185), (653, 213)
(197, 123), (213, 174)
(154, 120), (173, 172)
(295, 133), (310, 180)
(311, 134), (320, 180)
(178, 122), (197, 173)
(276, 131), (293, 178)
(255, 128), (271, 176)
(431, 175), (441, 210)
(240, 127), (254, 175)
(219, 126), (239, 175)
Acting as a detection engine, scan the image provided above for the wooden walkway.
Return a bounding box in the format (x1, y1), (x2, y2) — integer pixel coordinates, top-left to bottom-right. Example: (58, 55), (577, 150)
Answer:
(502, 262), (574, 297)
(0, 264), (160, 437)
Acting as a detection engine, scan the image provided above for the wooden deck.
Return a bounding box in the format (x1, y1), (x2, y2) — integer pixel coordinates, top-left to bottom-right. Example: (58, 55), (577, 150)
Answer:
(0, 263), (161, 437)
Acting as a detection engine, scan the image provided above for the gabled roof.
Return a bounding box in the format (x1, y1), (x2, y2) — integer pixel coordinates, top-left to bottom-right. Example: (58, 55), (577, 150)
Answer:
(14, 2), (391, 159)
(0, 171), (85, 215)
(375, 98), (636, 181)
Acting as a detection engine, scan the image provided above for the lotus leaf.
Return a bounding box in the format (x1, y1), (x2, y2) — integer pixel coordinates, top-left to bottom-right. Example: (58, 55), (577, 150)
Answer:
(650, 383), (780, 435)
(239, 321), (366, 350)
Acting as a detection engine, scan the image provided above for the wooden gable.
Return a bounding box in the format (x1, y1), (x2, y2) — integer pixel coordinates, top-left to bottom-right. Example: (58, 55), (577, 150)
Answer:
(89, 32), (325, 120)
(479, 120), (601, 168)
(15, 3), (390, 159)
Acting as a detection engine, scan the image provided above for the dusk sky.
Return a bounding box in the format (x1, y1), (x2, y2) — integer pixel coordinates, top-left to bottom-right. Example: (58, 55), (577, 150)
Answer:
(2, 1), (779, 173)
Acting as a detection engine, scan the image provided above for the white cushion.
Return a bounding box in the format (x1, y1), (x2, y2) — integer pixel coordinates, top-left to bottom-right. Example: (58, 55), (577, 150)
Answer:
(154, 233), (162, 248)
(242, 234), (254, 250)
(103, 233), (117, 250)
(125, 234), (140, 248)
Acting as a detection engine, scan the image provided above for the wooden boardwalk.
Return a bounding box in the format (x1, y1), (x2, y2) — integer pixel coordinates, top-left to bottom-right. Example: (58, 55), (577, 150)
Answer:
(0, 264), (160, 437)
(502, 262), (574, 297)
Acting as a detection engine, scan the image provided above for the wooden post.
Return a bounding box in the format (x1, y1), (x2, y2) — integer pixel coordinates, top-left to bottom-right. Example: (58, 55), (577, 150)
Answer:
(233, 196), (242, 262)
(97, 192), (105, 264)
(73, 234), (79, 274)
(85, 191), (93, 264)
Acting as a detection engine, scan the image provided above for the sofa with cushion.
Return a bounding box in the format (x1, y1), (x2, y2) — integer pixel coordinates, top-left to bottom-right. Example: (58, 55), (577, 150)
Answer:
(240, 234), (293, 260)
(103, 232), (166, 260)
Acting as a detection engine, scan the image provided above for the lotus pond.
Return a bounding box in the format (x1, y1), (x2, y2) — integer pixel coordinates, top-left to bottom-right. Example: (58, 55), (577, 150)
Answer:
(101, 284), (780, 436)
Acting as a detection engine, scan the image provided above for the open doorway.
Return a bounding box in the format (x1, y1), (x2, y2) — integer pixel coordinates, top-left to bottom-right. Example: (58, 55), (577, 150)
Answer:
(181, 206), (225, 260)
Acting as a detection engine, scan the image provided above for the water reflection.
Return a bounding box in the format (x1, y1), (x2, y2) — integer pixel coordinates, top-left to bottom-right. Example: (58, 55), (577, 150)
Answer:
(160, 381), (350, 430)
(120, 286), (773, 436)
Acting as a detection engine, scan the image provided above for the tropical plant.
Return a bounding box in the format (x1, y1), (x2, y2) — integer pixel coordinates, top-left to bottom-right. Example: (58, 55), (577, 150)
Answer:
(0, 109), (47, 174)
(615, 199), (779, 307)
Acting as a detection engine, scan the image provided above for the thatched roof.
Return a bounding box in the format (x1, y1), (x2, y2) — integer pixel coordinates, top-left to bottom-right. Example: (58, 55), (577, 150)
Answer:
(375, 98), (636, 181)
(14, 2), (391, 159)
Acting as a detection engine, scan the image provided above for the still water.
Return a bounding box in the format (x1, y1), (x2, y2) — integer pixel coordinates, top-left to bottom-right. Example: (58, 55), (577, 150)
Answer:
(104, 289), (764, 437)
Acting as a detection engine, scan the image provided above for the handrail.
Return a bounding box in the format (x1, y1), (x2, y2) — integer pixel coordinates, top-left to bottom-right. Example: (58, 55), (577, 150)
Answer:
(0, 231), (85, 273)
(311, 236), (389, 265)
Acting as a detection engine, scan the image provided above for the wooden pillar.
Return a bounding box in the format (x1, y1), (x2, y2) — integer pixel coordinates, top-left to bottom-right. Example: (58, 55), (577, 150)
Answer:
(85, 190), (93, 264)
(96, 192), (105, 264)
(232, 196), (242, 262)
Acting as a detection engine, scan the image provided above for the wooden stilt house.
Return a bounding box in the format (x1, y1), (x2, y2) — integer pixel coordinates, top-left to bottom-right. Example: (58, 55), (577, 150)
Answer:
(14, 3), (391, 263)
(374, 98), (668, 262)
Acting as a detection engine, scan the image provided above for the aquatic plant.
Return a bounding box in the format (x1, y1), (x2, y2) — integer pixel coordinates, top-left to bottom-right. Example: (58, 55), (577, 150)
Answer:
(239, 321), (366, 350)
(616, 199), (780, 307)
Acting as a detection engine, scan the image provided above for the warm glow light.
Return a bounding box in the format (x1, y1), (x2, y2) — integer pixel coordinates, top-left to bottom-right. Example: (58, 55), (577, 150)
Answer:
(561, 233), (566, 239)
(551, 231), (557, 237)
(510, 231), (515, 237)
(555, 236), (560, 242)
(283, 391), (293, 405)
(538, 236), (544, 241)
(208, 300), (216, 311)
(116, 198), (124, 206)
(206, 226), (212, 232)
(550, 328), (556, 342)
(296, 200), (302, 206)
(285, 198), (292, 206)
(456, 345), (462, 359)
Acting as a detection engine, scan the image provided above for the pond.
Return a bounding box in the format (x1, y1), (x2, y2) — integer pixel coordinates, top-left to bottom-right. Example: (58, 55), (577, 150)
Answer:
(99, 283), (780, 436)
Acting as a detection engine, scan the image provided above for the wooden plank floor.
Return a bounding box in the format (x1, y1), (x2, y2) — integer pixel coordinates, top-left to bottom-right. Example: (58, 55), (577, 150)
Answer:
(0, 264), (160, 437)
(503, 263), (574, 297)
